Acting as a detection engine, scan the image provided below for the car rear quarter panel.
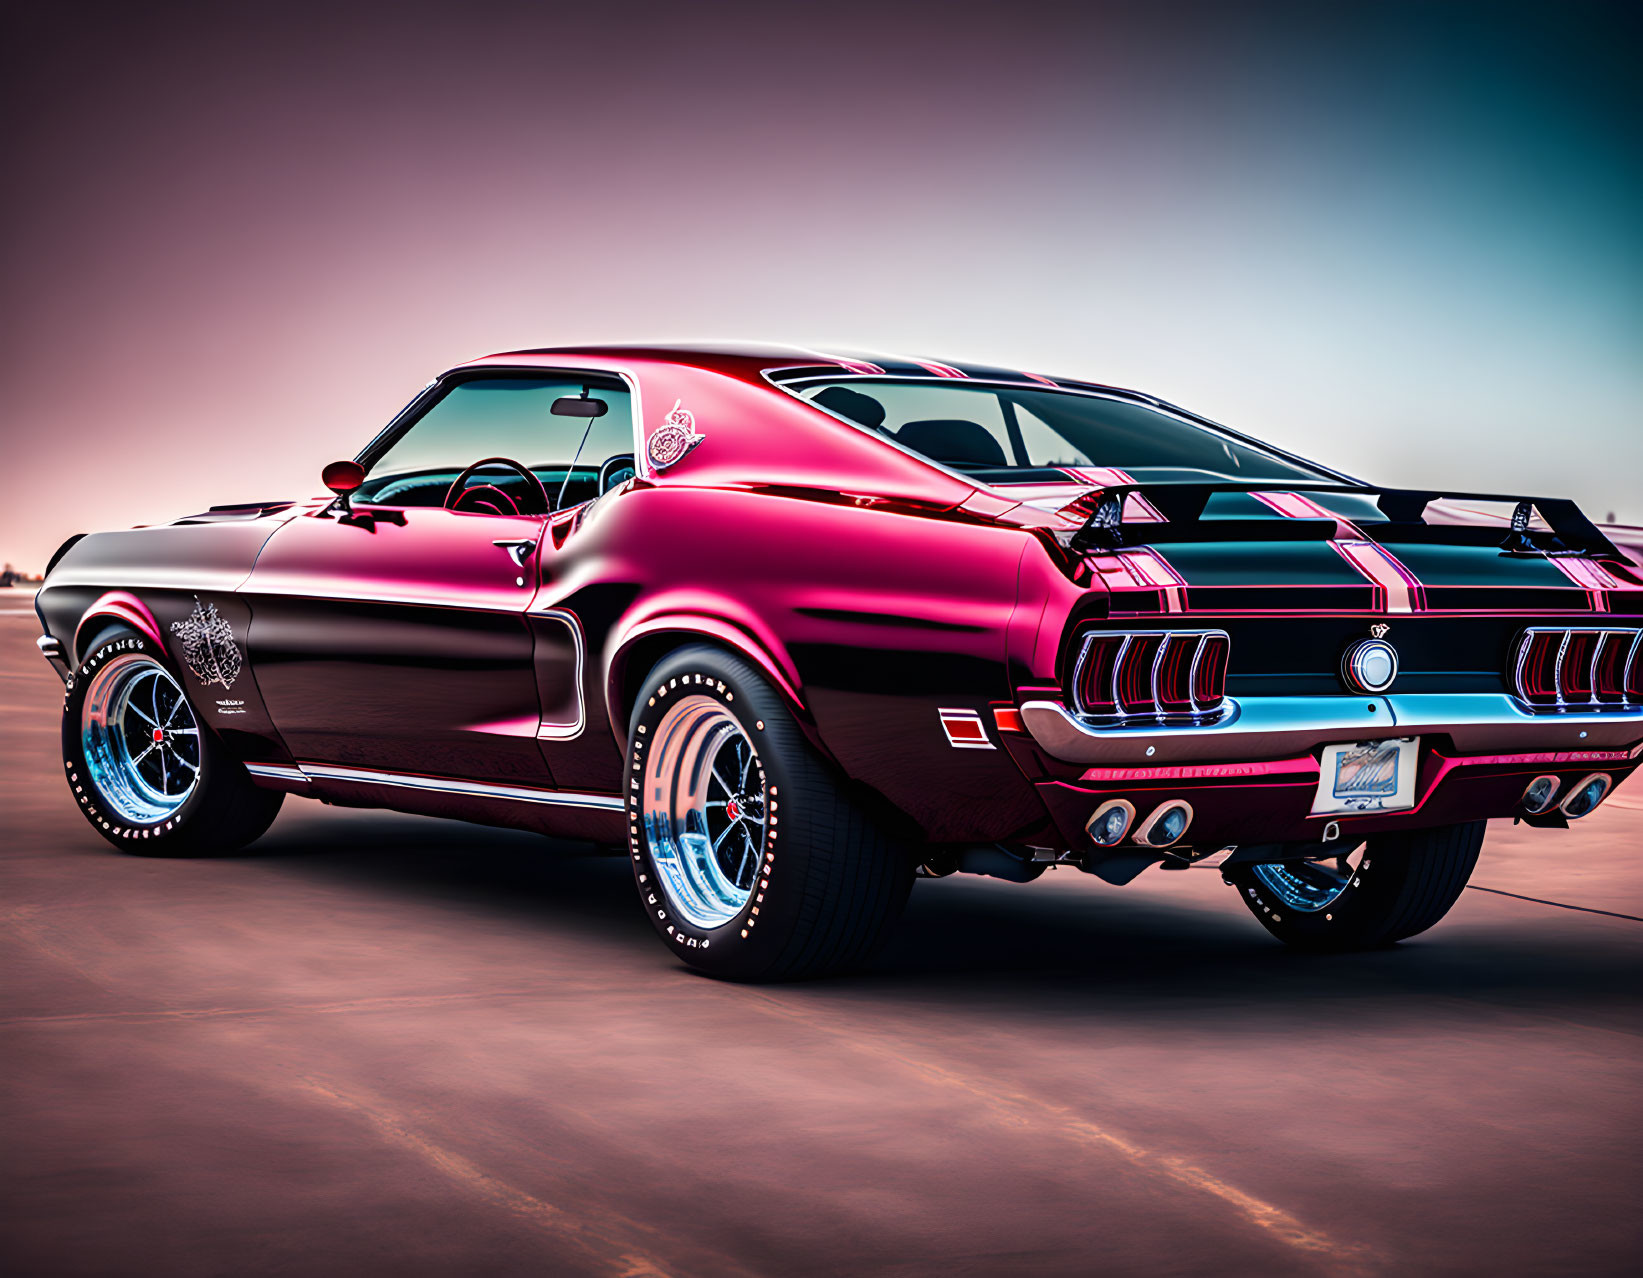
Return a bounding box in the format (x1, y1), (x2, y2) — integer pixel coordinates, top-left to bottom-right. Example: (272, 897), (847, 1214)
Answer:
(550, 482), (1054, 843)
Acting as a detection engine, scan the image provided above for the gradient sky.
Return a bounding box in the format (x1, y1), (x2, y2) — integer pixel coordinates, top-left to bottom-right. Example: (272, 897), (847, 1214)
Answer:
(2, 0), (1638, 572)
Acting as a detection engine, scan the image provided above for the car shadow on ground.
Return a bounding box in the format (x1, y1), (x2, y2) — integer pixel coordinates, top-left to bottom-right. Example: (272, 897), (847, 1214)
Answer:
(243, 809), (1643, 1029)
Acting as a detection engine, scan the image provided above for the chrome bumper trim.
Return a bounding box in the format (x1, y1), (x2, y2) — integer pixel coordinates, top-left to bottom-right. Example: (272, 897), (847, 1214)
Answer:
(297, 763), (627, 810)
(1019, 694), (1643, 766)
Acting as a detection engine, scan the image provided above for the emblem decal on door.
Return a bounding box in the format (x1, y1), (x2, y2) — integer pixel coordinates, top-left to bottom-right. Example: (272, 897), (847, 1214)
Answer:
(171, 598), (243, 690)
(647, 400), (705, 470)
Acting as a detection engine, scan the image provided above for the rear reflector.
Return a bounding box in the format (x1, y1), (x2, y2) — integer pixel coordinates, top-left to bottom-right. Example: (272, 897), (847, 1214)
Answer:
(938, 708), (994, 749)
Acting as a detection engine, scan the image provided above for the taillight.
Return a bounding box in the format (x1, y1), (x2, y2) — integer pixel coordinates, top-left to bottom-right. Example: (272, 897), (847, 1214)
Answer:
(1514, 631), (1561, 705)
(1070, 629), (1229, 720)
(1513, 628), (1641, 707)
(1193, 634), (1229, 706)
(1117, 635), (1163, 714)
(1593, 633), (1632, 703)
(1560, 631), (1599, 701)
(1075, 634), (1123, 715)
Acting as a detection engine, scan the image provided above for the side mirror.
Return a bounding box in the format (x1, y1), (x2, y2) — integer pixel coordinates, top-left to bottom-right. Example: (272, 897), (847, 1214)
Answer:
(322, 459), (366, 513)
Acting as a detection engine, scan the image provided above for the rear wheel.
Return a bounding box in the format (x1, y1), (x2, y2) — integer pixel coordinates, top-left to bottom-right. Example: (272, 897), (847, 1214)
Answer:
(62, 626), (283, 855)
(1226, 820), (1485, 951)
(626, 645), (913, 981)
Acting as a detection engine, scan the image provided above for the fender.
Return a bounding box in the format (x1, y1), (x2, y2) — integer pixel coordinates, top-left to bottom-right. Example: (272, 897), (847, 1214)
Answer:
(73, 590), (165, 658)
(603, 611), (808, 744)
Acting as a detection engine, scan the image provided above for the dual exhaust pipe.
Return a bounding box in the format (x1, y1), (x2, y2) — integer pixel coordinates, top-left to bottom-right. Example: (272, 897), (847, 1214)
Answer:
(1084, 770), (1612, 854)
(1521, 772), (1612, 820)
(1086, 797), (1193, 849)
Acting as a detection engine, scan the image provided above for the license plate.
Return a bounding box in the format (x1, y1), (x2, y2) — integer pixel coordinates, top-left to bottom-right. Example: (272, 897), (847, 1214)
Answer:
(1311, 737), (1419, 815)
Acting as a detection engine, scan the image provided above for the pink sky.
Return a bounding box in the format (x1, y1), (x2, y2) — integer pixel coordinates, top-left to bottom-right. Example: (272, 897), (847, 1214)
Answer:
(3, 2), (1638, 572)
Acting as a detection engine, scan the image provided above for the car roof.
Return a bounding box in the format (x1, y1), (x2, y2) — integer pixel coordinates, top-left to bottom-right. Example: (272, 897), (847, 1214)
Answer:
(467, 342), (1161, 402)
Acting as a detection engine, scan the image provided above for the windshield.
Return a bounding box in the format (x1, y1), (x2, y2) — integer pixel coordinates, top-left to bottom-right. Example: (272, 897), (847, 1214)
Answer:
(355, 376), (633, 509)
(798, 380), (1326, 485)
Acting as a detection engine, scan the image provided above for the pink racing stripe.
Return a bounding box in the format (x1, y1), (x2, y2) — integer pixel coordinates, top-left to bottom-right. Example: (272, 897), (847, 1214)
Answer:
(1021, 371), (1060, 387)
(1251, 490), (1335, 520)
(1062, 467), (1166, 521)
(1117, 547), (1188, 613)
(832, 357), (885, 375)
(1548, 555), (1621, 611)
(1249, 491), (1427, 613)
(913, 359), (966, 378)
(1331, 539), (1424, 613)
(1066, 465), (1131, 487)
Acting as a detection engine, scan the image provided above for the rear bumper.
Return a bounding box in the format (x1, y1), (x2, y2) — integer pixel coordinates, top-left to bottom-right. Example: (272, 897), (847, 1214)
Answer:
(1020, 693), (1643, 766)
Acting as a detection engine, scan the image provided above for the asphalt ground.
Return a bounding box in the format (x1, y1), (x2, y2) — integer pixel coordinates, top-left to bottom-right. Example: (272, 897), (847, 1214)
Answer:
(2, 609), (1640, 1276)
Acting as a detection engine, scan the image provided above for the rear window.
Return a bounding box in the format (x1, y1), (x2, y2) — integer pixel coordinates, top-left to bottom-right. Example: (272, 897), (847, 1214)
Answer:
(798, 380), (1324, 485)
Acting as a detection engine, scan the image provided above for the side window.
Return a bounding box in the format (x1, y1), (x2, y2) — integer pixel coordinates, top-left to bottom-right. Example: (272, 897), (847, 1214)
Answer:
(807, 383), (1016, 468)
(356, 376), (633, 510)
(1012, 403), (1093, 468)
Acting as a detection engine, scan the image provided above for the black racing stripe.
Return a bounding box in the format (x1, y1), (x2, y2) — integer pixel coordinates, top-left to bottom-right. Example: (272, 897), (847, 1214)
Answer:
(1388, 543), (1577, 588)
(1421, 587), (1592, 611)
(1184, 586), (1377, 612)
(1159, 541), (1372, 588)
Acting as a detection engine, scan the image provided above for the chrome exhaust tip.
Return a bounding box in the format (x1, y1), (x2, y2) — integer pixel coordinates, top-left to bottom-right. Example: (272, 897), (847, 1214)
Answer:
(1085, 799), (1136, 847)
(1560, 773), (1612, 819)
(1134, 800), (1193, 848)
(1520, 774), (1561, 815)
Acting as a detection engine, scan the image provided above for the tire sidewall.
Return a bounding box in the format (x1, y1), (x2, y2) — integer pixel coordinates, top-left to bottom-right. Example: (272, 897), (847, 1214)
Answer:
(625, 647), (805, 978)
(62, 626), (217, 848)
(1228, 848), (1397, 946)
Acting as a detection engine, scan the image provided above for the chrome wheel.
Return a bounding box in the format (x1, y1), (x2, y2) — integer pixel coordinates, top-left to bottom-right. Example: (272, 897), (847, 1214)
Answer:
(641, 694), (767, 929)
(1250, 852), (1359, 914)
(80, 654), (201, 825)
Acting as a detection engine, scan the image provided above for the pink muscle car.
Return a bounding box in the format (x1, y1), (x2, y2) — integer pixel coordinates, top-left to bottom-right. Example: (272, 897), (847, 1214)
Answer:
(34, 344), (1643, 978)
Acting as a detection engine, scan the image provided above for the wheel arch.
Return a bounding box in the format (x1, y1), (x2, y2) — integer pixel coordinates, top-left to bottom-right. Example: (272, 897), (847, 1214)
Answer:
(73, 591), (166, 662)
(603, 616), (810, 745)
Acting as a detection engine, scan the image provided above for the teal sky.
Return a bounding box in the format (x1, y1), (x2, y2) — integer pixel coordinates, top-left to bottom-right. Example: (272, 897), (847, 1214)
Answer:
(1, 1), (1637, 571)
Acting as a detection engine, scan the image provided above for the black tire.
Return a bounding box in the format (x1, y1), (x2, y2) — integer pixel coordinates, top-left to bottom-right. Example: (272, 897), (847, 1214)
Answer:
(1226, 820), (1485, 952)
(62, 625), (283, 856)
(626, 645), (913, 981)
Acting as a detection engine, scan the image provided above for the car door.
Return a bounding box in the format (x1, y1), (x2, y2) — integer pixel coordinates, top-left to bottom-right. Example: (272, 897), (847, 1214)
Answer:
(244, 372), (630, 784)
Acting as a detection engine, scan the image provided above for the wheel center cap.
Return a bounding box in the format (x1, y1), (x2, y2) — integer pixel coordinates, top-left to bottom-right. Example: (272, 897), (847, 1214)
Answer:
(726, 799), (741, 822)
(152, 727), (165, 743)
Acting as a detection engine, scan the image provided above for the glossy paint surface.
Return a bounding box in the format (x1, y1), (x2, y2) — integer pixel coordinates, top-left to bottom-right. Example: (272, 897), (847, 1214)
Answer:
(34, 344), (1643, 861)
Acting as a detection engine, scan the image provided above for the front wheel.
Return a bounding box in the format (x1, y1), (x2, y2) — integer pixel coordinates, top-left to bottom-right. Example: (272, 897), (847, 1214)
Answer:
(1225, 820), (1485, 951)
(62, 626), (284, 855)
(626, 645), (913, 981)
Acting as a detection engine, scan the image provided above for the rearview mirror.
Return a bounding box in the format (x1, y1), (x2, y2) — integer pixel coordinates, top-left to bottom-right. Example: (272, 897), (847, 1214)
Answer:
(322, 459), (365, 513)
(552, 396), (608, 418)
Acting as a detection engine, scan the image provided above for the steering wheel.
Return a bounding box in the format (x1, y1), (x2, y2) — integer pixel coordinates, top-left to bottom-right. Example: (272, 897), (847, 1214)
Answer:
(443, 457), (551, 515)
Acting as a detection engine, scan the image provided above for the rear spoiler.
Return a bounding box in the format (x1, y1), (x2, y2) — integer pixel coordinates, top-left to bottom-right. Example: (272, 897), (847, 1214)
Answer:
(1066, 481), (1622, 561)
